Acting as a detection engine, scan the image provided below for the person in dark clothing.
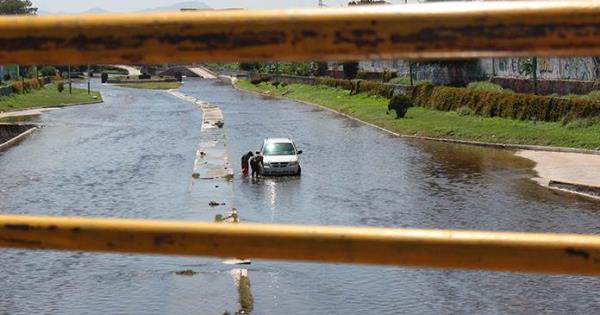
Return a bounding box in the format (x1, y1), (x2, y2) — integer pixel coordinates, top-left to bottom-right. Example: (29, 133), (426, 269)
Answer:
(250, 153), (264, 179)
(241, 151), (254, 176)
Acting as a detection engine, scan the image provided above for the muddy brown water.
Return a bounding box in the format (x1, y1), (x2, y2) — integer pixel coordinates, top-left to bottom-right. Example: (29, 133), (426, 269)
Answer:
(0, 79), (598, 314)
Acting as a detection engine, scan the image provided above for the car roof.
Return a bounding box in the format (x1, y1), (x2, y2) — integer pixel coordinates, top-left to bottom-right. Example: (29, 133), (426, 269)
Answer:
(264, 138), (293, 143)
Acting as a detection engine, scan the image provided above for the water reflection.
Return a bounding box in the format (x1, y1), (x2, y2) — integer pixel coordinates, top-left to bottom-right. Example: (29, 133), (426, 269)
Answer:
(180, 79), (599, 314)
(0, 79), (598, 315)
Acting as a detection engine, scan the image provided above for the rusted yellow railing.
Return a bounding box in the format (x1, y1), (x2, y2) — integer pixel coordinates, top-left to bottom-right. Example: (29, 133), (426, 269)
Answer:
(1, 215), (599, 275)
(0, 1), (599, 65)
(1, 1), (600, 276)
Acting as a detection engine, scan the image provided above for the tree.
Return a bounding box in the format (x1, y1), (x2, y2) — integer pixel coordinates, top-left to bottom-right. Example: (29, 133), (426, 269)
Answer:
(239, 63), (261, 72)
(342, 62), (359, 79)
(39, 66), (58, 77)
(0, 0), (37, 15)
(313, 62), (329, 76)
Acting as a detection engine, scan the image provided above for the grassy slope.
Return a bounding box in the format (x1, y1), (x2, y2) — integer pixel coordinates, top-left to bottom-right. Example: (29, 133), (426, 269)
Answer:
(0, 84), (102, 112)
(237, 80), (600, 149)
(114, 82), (182, 90)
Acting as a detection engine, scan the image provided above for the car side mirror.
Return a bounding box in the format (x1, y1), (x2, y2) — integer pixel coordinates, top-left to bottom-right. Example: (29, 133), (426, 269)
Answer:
(297, 150), (303, 155)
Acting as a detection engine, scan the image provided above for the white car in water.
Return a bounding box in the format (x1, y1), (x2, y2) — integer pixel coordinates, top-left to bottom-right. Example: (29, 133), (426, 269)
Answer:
(260, 138), (302, 176)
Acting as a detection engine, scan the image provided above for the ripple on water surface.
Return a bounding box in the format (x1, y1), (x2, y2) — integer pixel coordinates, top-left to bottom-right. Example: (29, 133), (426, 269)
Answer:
(0, 80), (598, 315)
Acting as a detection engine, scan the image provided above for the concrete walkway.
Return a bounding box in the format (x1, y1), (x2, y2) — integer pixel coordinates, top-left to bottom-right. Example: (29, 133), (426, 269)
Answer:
(112, 65), (141, 76)
(0, 108), (59, 120)
(187, 67), (217, 79)
(516, 150), (600, 199)
(167, 90), (230, 179)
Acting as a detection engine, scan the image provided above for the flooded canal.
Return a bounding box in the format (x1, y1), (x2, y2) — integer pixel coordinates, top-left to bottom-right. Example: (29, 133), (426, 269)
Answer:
(0, 79), (598, 314)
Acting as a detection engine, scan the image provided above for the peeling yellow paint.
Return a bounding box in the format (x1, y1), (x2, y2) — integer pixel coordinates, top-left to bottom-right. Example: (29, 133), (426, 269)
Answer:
(1, 215), (599, 275)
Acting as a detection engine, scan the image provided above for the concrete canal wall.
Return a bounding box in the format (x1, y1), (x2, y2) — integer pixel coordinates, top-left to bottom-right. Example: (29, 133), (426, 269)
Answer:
(350, 57), (600, 93)
(0, 124), (37, 151)
(355, 57), (600, 82)
(490, 77), (600, 95)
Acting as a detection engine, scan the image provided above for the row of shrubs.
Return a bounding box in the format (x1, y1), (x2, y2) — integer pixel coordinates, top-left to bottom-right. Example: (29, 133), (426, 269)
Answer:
(314, 77), (394, 98)
(412, 83), (600, 123)
(311, 78), (600, 123)
(9, 78), (43, 94)
(250, 74), (600, 123)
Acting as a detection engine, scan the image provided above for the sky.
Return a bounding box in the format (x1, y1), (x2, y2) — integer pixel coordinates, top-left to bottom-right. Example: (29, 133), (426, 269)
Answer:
(32, 0), (419, 13)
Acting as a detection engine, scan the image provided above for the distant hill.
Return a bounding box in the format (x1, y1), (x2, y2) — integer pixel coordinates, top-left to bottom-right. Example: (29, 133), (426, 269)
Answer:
(141, 1), (210, 12)
(82, 7), (111, 14)
(38, 1), (211, 15)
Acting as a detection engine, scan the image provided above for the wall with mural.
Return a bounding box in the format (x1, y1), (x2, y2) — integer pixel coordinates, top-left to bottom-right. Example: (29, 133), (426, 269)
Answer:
(355, 57), (600, 83)
(483, 57), (599, 80)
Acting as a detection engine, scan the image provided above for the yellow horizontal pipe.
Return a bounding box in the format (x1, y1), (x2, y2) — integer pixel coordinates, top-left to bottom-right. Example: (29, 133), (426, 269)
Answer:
(0, 1), (599, 65)
(0, 215), (599, 275)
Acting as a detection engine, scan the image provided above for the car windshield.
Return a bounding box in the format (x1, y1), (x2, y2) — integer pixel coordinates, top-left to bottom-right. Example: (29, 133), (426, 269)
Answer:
(263, 142), (296, 156)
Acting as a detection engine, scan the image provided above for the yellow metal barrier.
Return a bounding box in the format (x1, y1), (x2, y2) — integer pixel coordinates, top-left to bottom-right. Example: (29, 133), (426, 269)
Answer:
(0, 1), (599, 65)
(1, 215), (599, 275)
(1, 1), (599, 276)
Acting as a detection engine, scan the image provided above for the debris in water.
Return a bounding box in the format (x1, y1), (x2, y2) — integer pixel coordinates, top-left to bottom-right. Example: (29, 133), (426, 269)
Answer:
(175, 270), (197, 276)
(209, 201), (226, 207)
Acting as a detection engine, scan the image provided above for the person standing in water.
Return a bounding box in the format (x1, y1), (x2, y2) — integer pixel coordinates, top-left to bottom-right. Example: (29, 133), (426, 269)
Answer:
(241, 151), (254, 176)
(250, 153), (264, 179)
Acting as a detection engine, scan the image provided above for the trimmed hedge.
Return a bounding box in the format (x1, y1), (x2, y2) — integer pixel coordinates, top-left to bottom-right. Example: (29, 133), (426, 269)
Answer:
(314, 77), (353, 90)
(314, 77), (392, 98)
(250, 73), (271, 85)
(10, 78), (42, 94)
(413, 83), (600, 122)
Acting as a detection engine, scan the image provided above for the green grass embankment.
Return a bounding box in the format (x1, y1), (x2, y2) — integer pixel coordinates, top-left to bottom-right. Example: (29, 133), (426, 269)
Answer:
(114, 82), (182, 90)
(236, 80), (600, 150)
(0, 84), (102, 112)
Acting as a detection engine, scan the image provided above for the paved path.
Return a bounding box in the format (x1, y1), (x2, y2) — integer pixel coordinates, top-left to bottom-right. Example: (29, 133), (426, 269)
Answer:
(167, 89), (230, 180)
(188, 66), (217, 79)
(112, 65), (141, 76)
(0, 108), (60, 120)
(516, 150), (600, 189)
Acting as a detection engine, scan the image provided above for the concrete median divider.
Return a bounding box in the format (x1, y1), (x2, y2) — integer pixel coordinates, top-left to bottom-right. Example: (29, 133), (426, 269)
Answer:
(548, 180), (600, 200)
(0, 124), (38, 152)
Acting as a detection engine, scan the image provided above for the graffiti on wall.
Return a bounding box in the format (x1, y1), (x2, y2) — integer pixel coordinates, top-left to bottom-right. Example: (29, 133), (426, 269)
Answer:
(538, 58), (554, 73)
(562, 58), (593, 80)
(492, 57), (597, 80)
(358, 57), (598, 81)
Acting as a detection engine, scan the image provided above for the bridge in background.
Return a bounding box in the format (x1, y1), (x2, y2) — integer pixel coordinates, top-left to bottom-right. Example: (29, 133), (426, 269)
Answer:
(158, 65), (217, 79)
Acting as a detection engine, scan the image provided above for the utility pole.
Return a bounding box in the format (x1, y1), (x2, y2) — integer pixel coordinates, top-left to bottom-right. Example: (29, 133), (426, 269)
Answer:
(87, 64), (91, 95)
(68, 64), (72, 95)
(532, 57), (538, 95)
(409, 62), (415, 86)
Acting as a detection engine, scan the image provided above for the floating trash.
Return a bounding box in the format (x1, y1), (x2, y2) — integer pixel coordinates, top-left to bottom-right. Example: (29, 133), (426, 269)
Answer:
(175, 270), (197, 276)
